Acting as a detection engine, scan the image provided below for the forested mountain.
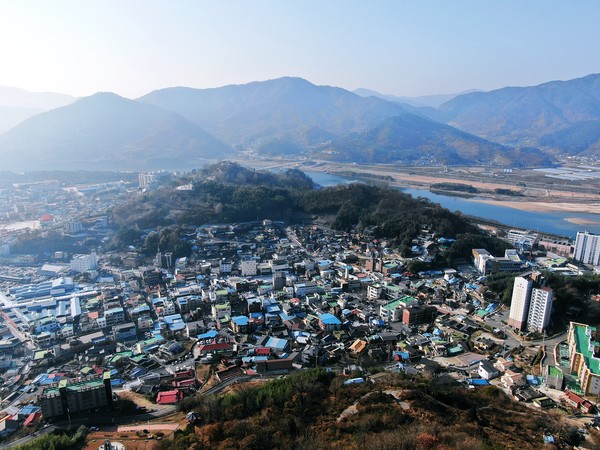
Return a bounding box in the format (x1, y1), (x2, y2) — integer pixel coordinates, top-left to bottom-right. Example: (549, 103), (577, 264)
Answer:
(318, 114), (552, 166)
(140, 77), (537, 165)
(8, 74), (600, 169)
(0, 85), (75, 134)
(139, 77), (408, 146)
(435, 73), (600, 153)
(0, 92), (231, 170)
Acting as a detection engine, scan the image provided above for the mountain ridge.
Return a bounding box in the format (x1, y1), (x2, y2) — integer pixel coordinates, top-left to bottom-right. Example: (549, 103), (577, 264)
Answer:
(435, 72), (600, 152)
(0, 92), (231, 171)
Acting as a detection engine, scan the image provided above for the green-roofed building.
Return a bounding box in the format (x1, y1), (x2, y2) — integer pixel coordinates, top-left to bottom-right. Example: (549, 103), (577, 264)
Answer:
(379, 295), (416, 322)
(545, 365), (564, 390)
(568, 322), (600, 395)
(39, 372), (113, 419)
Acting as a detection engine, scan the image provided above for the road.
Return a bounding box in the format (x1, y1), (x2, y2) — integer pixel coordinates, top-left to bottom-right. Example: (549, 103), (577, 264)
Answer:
(6, 425), (58, 448)
(4, 404), (178, 448)
(5, 321), (34, 351)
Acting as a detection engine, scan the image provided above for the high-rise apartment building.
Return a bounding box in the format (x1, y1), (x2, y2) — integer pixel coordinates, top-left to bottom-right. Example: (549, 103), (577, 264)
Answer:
(527, 287), (553, 333)
(508, 274), (553, 333)
(508, 276), (533, 331)
(574, 231), (600, 266)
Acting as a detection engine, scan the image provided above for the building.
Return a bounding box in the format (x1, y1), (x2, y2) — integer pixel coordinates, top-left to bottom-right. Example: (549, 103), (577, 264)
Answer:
(367, 284), (382, 300)
(545, 365), (564, 390)
(574, 231), (600, 266)
(112, 322), (137, 342)
(319, 313), (342, 331)
(212, 302), (231, 320)
(104, 307), (125, 328)
(508, 274), (553, 333)
(472, 248), (522, 274)
(380, 296), (416, 322)
(527, 287), (553, 333)
(508, 276), (533, 331)
(240, 257), (258, 277)
(294, 281), (321, 297)
(478, 360), (500, 380)
(39, 372), (113, 419)
(402, 305), (437, 326)
(568, 322), (600, 395)
(138, 172), (156, 188)
(506, 229), (538, 251)
(472, 249), (492, 274)
(156, 390), (183, 404)
(70, 251), (97, 273)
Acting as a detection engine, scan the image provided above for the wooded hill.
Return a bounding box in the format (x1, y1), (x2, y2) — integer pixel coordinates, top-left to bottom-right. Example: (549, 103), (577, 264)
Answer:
(162, 368), (579, 450)
(111, 162), (489, 260)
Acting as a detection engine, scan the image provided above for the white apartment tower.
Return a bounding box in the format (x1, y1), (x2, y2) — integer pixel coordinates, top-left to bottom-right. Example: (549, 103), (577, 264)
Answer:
(527, 287), (553, 333)
(240, 258), (257, 277)
(70, 250), (97, 273)
(508, 276), (533, 331)
(574, 231), (600, 266)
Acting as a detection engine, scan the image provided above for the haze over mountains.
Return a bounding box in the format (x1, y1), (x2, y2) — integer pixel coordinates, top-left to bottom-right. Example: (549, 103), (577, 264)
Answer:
(0, 73), (600, 170)
(0, 86), (75, 134)
(0, 93), (230, 170)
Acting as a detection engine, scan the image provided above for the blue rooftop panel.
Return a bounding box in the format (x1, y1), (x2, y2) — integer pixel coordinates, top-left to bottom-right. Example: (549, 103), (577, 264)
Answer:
(320, 313), (342, 325)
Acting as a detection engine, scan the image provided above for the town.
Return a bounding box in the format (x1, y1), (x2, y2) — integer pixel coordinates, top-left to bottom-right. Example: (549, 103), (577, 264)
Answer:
(0, 171), (599, 447)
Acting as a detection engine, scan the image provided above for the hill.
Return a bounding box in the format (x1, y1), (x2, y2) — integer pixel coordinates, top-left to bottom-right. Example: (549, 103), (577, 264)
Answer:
(354, 87), (480, 108)
(139, 77), (408, 146)
(141, 77), (535, 166)
(0, 85), (76, 134)
(437, 73), (600, 153)
(0, 85), (75, 110)
(318, 114), (552, 166)
(111, 162), (478, 253)
(0, 92), (231, 171)
(166, 368), (575, 450)
(0, 105), (45, 134)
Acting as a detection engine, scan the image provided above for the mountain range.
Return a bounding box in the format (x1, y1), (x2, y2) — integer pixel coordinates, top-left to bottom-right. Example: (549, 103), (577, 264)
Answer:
(1, 73), (600, 170)
(0, 93), (230, 170)
(0, 86), (75, 134)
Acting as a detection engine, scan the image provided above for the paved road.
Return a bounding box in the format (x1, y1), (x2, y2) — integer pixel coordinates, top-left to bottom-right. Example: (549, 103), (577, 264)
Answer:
(5, 321), (34, 351)
(6, 425), (58, 448)
(4, 405), (178, 448)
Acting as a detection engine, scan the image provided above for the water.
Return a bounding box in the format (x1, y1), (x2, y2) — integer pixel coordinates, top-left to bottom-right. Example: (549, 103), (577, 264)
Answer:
(304, 170), (600, 238)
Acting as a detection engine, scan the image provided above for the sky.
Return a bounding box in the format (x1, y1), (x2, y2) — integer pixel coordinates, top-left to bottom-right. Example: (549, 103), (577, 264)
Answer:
(1, 0), (600, 99)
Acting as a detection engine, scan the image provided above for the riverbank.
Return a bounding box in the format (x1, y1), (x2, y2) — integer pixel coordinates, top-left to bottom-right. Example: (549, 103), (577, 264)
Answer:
(304, 162), (600, 215)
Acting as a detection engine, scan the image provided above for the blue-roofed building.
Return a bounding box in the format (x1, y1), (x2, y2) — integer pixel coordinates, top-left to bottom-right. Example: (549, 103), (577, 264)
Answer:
(231, 315), (250, 334)
(319, 313), (342, 331)
(197, 329), (218, 342)
(162, 314), (186, 335)
(264, 336), (289, 353)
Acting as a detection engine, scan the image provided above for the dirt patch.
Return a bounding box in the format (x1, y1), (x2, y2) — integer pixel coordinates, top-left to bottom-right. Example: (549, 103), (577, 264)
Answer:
(117, 390), (167, 412)
(84, 423), (183, 450)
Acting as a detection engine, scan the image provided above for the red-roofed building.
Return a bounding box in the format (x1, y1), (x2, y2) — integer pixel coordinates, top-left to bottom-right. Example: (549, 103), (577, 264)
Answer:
(196, 341), (232, 353)
(173, 369), (195, 380)
(564, 389), (596, 413)
(172, 378), (197, 389)
(156, 390), (183, 405)
(23, 412), (42, 427)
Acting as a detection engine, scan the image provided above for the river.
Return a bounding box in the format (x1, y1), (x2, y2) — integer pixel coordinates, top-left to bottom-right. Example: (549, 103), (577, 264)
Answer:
(303, 171), (600, 238)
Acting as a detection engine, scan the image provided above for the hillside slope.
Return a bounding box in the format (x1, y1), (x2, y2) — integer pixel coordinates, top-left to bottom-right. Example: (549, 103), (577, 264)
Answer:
(0, 92), (231, 170)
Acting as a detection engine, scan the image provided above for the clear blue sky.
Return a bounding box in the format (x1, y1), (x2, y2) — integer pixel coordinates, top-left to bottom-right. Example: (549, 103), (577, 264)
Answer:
(1, 0), (599, 98)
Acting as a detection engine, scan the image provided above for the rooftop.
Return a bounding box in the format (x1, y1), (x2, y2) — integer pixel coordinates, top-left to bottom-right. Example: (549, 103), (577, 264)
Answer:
(573, 323), (600, 375)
